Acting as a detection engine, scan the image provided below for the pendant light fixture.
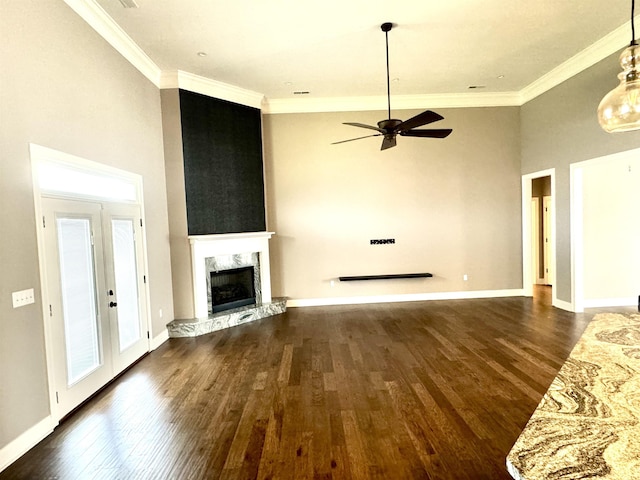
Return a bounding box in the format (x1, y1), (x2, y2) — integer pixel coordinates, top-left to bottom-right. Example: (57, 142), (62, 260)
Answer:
(598, 0), (640, 132)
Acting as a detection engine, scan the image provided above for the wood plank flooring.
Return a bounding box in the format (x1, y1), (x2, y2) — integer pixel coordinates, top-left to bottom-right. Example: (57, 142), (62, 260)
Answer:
(2, 289), (633, 479)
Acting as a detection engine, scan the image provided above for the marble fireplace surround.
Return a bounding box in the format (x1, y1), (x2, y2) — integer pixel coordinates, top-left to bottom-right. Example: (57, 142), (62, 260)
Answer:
(191, 232), (273, 319)
(168, 232), (286, 338)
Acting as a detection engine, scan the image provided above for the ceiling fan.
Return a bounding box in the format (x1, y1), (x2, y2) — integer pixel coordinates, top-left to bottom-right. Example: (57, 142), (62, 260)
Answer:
(333, 22), (452, 151)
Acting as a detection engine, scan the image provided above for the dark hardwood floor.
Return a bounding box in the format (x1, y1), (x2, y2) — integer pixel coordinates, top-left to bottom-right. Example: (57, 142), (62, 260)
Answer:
(2, 289), (634, 479)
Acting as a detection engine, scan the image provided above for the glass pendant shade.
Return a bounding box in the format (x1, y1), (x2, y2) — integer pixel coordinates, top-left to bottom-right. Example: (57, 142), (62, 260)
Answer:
(598, 44), (640, 132)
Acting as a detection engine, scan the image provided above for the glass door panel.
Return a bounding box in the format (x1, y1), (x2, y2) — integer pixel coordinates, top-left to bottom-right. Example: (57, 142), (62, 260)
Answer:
(111, 218), (141, 351)
(43, 198), (112, 419)
(103, 203), (148, 375)
(56, 217), (101, 385)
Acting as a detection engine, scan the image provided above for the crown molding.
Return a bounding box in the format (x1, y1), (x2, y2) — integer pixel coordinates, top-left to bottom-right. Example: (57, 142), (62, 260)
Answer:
(262, 92), (522, 114)
(63, 0), (161, 86)
(519, 18), (635, 104)
(65, 1), (634, 112)
(159, 71), (264, 109)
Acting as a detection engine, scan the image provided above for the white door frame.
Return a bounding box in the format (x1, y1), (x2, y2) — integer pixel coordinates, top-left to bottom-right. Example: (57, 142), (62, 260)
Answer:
(30, 144), (152, 421)
(521, 169), (557, 303)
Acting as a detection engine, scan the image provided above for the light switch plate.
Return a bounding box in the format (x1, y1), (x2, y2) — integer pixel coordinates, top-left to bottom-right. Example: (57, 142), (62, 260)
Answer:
(12, 288), (35, 308)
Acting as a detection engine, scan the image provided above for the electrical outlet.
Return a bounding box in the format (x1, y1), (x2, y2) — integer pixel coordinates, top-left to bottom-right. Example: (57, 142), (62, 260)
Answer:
(12, 288), (35, 308)
(463, 274), (468, 281)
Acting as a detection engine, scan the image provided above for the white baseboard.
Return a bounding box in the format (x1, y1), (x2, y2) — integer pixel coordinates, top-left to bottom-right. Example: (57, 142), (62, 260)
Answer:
(583, 297), (637, 309)
(0, 416), (57, 473)
(150, 328), (169, 350)
(553, 298), (575, 312)
(287, 289), (525, 308)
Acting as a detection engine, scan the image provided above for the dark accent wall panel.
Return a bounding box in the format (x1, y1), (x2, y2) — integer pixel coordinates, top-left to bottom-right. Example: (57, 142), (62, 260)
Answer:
(179, 90), (266, 235)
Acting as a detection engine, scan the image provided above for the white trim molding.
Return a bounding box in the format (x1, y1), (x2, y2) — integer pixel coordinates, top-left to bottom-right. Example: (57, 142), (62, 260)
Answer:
(287, 289), (525, 308)
(0, 416), (56, 473)
(160, 70), (265, 109)
(519, 18), (635, 104)
(262, 92), (522, 114)
(150, 329), (169, 350)
(63, 0), (161, 86)
(583, 298), (638, 309)
(553, 298), (576, 313)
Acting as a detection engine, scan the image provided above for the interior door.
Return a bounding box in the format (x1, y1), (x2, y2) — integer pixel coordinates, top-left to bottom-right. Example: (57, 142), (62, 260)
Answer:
(43, 198), (112, 418)
(103, 203), (148, 375)
(43, 198), (149, 419)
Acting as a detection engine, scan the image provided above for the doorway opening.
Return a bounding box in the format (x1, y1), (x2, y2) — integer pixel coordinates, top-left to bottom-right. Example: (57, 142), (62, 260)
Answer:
(522, 169), (556, 307)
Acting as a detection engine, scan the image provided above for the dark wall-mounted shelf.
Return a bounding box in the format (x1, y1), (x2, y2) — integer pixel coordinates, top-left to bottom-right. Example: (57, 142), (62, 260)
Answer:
(339, 273), (433, 282)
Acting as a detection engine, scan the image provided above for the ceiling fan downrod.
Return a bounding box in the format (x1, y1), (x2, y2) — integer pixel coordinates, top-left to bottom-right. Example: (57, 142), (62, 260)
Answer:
(382, 22), (393, 120)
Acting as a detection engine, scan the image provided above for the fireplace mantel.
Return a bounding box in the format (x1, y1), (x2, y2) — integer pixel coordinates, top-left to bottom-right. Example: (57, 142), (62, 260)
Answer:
(189, 232), (274, 319)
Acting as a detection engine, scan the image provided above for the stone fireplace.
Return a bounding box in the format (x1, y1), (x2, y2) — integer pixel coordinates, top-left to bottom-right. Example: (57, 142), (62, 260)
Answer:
(167, 232), (286, 337)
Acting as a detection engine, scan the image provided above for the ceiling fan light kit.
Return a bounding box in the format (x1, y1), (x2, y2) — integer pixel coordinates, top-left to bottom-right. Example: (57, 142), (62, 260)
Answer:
(598, 0), (640, 132)
(332, 22), (452, 150)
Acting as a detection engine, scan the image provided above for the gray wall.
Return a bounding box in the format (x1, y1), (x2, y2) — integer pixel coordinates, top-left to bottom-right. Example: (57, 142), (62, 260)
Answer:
(521, 51), (640, 303)
(0, 1), (173, 449)
(161, 89), (194, 319)
(263, 107), (523, 301)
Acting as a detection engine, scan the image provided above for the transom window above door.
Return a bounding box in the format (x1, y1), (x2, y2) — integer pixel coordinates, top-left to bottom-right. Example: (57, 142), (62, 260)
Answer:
(31, 144), (140, 203)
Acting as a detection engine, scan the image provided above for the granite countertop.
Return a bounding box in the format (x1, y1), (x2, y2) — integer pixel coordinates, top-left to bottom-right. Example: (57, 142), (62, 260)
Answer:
(506, 313), (640, 479)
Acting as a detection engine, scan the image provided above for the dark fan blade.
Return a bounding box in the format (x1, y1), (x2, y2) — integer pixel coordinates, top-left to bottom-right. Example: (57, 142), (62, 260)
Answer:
(381, 136), (396, 150)
(343, 122), (386, 133)
(396, 110), (444, 132)
(332, 133), (382, 145)
(400, 129), (452, 139)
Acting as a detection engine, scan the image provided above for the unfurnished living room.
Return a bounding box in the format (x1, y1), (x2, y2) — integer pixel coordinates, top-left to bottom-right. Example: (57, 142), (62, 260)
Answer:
(3, 1), (640, 479)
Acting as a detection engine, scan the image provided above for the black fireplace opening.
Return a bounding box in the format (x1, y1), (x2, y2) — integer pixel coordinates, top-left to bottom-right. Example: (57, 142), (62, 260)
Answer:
(210, 266), (256, 313)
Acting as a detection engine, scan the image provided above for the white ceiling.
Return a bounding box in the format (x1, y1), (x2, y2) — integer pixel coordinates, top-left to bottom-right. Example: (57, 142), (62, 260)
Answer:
(87, 0), (632, 108)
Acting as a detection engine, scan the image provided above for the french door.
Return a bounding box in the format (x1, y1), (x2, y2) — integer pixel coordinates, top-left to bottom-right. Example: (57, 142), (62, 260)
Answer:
(42, 197), (148, 419)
